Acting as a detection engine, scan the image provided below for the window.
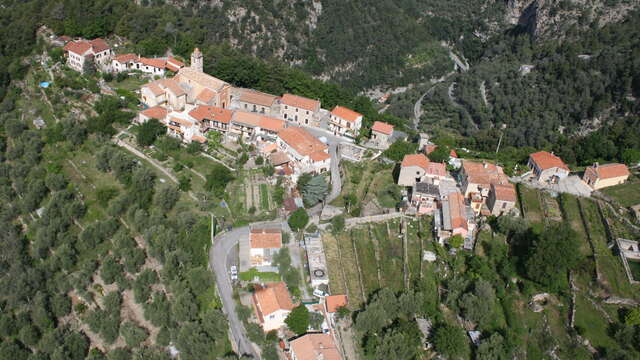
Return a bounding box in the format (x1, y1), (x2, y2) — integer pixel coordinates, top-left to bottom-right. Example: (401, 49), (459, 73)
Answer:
(502, 202), (507, 209)
(306, 111), (309, 115)
(285, 105), (288, 109)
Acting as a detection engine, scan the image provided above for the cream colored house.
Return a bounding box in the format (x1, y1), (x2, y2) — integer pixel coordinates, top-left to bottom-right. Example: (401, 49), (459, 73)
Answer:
(232, 88), (278, 114)
(398, 153), (448, 187)
(280, 94), (320, 126)
(63, 38), (113, 73)
(249, 229), (282, 270)
(583, 163), (630, 190)
(329, 106), (362, 138)
(252, 282), (295, 332)
(370, 121), (394, 149)
(487, 183), (517, 216)
(528, 151), (570, 183)
(277, 127), (330, 176)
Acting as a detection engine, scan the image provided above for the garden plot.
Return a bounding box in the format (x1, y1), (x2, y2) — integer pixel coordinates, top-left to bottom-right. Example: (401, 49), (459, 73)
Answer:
(518, 184), (543, 223)
(352, 228), (380, 299)
(580, 199), (637, 298)
(371, 222), (404, 293)
(336, 232), (366, 307)
(322, 233), (347, 296)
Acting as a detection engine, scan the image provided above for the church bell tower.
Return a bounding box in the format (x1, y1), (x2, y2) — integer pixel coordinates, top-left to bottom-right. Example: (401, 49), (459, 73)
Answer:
(191, 47), (203, 73)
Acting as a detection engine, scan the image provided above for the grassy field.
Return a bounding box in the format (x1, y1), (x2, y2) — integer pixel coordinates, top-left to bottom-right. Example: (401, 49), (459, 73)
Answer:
(331, 161), (396, 210)
(575, 293), (617, 349)
(322, 233), (347, 296)
(351, 228), (381, 300)
(559, 194), (593, 258)
(336, 232), (365, 307)
(259, 183), (269, 210)
(601, 176), (640, 207)
(517, 184), (543, 223)
(579, 198), (637, 298)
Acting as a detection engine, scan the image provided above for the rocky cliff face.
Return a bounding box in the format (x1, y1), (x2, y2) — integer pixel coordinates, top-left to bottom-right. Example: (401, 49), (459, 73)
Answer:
(505, 0), (638, 39)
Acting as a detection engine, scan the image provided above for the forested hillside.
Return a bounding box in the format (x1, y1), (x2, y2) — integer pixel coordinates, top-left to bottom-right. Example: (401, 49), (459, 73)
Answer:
(418, 9), (640, 167)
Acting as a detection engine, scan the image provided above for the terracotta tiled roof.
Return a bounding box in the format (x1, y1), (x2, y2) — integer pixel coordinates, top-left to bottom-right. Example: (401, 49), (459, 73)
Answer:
(239, 89), (278, 107)
(139, 57), (166, 68)
(325, 295), (348, 313)
(281, 94), (320, 112)
(310, 151), (331, 162)
(278, 127), (328, 157)
(371, 121), (394, 135)
(139, 106), (167, 120)
(63, 41), (91, 55)
(270, 151), (291, 166)
(143, 82), (164, 96)
(166, 57), (184, 72)
(331, 106), (362, 123)
(178, 67), (228, 91)
(192, 135), (207, 144)
(402, 154), (430, 170)
(114, 53), (138, 63)
(89, 38), (110, 53)
(169, 116), (193, 127)
(491, 183), (517, 202)
(250, 229), (282, 249)
(159, 78), (186, 97)
(462, 160), (509, 186)
(450, 149), (458, 158)
(232, 111), (261, 127)
(259, 116), (285, 133)
(424, 144), (438, 154)
(262, 143), (278, 154)
(425, 162), (447, 177)
(447, 192), (468, 231)
(253, 282), (294, 318)
(587, 163), (630, 180)
(188, 105), (232, 124)
(290, 333), (342, 360)
(529, 151), (570, 171)
(196, 88), (217, 103)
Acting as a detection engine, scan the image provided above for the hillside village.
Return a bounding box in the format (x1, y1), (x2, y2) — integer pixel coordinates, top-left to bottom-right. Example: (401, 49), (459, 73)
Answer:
(12, 32), (640, 359)
(56, 33), (640, 360)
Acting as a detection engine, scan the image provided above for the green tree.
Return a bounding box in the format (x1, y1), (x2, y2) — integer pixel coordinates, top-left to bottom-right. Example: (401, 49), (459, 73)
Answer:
(525, 223), (583, 290)
(288, 208), (309, 232)
(137, 119), (165, 147)
(625, 307), (640, 326)
(383, 140), (417, 162)
(301, 175), (328, 207)
(204, 164), (234, 197)
(448, 234), (464, 248)
(331, 215), (345, 235)
(186, 141), (201, 154)
(153, 184), (180, 212)
(206, 131), (222, 150)
(432, 324), (468, 359)
(622, 148), (640, 165)
(428, 145), (450, 163)
(285, 304), (309, 335)
(120, 322), (148, 347)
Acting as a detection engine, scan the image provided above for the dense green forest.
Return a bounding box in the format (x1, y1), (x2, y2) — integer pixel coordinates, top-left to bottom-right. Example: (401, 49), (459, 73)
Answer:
(419, 9), (640, 166)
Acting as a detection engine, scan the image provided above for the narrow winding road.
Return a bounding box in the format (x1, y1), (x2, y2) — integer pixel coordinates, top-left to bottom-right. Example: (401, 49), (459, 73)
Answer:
(209, 226), (257, 358)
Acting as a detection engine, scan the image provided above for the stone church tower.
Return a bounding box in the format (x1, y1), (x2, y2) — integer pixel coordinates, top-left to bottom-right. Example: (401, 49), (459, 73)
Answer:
(191, 48), (203, 73)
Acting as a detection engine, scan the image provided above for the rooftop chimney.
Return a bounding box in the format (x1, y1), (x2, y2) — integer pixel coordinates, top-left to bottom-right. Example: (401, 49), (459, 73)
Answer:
(483, 161), (488, 169)
(594, 162), (599, 168)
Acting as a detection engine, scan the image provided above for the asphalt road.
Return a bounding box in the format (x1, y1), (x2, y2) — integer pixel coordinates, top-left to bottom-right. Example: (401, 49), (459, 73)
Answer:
(210, 225), (257, 358)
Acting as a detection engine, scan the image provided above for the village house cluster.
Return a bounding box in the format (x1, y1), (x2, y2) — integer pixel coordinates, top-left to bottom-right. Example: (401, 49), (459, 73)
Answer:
(240, 227), (345, 359)
(398, 138), (631, 248)
(61, 39), (400, 178)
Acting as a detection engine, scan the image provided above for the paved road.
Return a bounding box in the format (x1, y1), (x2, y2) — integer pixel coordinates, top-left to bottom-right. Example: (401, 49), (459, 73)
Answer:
(326, 143), (342, 203)
(210, 226), (256, 358)
(210, 220), (288, 359)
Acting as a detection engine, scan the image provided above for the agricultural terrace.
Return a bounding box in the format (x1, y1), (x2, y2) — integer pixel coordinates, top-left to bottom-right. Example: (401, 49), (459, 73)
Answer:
(331, 160), (399, 215)
(322, 217), (432, 309)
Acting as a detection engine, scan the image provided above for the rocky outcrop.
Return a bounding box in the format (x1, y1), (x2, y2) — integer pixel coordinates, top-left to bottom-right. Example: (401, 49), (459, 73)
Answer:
(505, 0), (639, 39)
